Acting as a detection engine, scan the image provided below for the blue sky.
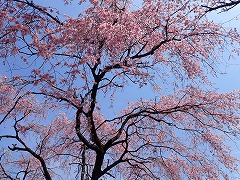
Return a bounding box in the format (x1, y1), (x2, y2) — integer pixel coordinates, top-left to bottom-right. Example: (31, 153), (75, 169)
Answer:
(207, 7), (240, 93)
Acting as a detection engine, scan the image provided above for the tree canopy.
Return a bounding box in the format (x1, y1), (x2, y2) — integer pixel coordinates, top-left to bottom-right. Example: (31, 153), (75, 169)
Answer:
(0, 0), (240, 179)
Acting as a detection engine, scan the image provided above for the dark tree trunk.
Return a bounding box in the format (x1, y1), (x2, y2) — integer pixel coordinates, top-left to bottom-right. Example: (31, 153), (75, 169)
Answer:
(91, 153), (104, 180)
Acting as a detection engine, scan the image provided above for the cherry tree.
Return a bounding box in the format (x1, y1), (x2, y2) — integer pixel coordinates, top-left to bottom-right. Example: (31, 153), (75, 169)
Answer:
(0, 0), (240, 179)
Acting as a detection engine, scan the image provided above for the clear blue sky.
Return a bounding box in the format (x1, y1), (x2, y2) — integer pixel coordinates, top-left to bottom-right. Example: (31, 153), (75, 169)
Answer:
(207, 7), (240, 93)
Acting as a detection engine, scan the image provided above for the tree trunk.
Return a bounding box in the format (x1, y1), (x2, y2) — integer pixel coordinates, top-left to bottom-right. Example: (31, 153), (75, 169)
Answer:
(91, 153), (104, 180)
(81, 145), (86, 180)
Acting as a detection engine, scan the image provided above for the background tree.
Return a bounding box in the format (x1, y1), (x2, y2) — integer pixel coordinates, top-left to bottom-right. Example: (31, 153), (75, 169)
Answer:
(0, 0), (240, 179)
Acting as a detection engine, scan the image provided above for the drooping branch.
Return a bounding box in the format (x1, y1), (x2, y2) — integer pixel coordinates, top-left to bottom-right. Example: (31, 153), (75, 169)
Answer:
(202, 1), (240, 12)
(8, 145), (52, 180)
(12, 0), (63, 25)
(0, 153), (16, 180)
(0, 95), (23, 125)
(1, 120), (52, 180)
